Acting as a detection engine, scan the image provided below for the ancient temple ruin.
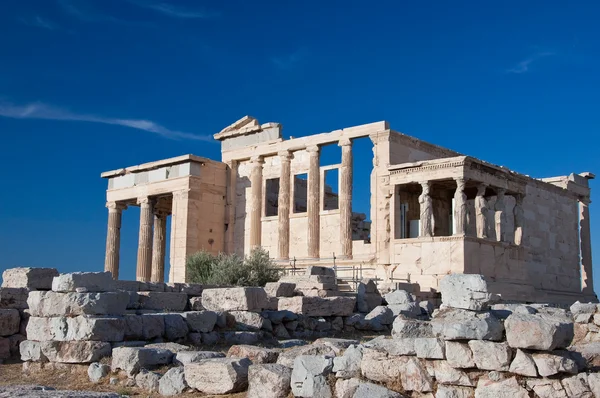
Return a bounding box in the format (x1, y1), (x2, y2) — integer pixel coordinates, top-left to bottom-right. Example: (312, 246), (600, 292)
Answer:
(101, 117), (595, 304)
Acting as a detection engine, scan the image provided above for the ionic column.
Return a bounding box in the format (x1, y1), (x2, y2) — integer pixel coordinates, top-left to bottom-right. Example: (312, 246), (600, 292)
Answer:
(419, 181), (434, 237)
(307, 145), (320, 258)
(453, 177), (468, 235)
(580, 198), (594, 295)
(339, 138), (353, 258)
(278, 151), (292, 259)
(151, 209), (168, 282)
(104, 202), (126, 280)
(249, 156), (264, 249)
(513, 194), (525, 245)
(475, 183), (489, 239)
(495, 188), (507, 242)
(136, 197), (154, 282)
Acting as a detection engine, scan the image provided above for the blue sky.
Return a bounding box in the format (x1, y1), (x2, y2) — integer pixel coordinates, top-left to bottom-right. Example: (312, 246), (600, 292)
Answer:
(1, 1), (599, 291)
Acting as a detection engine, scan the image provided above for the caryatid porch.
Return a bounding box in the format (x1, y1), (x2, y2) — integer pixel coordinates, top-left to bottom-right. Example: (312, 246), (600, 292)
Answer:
(101, 155), (228, 283)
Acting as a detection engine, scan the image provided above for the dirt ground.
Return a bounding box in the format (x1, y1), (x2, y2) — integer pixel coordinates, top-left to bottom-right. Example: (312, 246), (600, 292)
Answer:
(0, 360), (246, 397)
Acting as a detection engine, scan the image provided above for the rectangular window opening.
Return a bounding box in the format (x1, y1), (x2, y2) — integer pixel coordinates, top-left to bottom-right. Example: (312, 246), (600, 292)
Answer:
(293, 173), (308, 213)
(265, 178), (280, 217)
(323, 168), (339, 210)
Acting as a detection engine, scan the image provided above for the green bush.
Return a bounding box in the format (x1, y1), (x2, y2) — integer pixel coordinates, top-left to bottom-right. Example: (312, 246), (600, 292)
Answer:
(186, 247), (280, 287)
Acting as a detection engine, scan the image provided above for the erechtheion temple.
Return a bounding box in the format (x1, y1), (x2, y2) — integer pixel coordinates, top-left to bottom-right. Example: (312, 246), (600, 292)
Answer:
(101, 117), (595, 304)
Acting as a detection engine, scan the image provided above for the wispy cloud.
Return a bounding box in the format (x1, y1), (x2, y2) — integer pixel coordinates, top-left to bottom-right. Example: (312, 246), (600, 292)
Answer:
(137, 2), (218, 19)
(0, 100), (213, 142)
(271, 49), (307, 71)
(507, 51), (555, 74)
(19, 16), (58, 30)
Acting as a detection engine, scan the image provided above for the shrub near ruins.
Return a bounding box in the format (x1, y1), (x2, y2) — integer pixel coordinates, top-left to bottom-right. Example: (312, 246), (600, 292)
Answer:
(186, 247), (280, 287)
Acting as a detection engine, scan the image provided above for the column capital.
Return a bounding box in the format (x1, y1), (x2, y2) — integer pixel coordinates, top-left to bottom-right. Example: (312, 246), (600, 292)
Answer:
(250, 156), (264, 164)
(106, 202), (127, 211)
(306, 145), (320, 154)
(453, 176), (466, 187)
(496, 187), (507, 196)
(172, 189), (190, 201)
(369, 131), (391, 144)
(278, 150), (293, 161)
(137, 197), (153, 206)
(338, 138), (352, 147)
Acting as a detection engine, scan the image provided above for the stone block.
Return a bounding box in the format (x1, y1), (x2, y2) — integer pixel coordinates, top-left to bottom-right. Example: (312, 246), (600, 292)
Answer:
(532, 351), (578, 377)
(474, 377), (528, 398)
(141, 314), (165, 340)
(364, 336), (416, 356)
(88, 362), (110, 383)
(188, 297), (203, 310)
(276, 343), (337, 368)
(384, 289), (413, 305)
(364, 306), (394, 325)
(163, 314), (189, 340)
(26, 316), (125, 342)
(0, 309), (20, 336)
(332, 344), (362, 379)
(202, 287), (267, 312)
(184, 357), (251, 394)
(353, 382), (403, 397)
(392, 316), (433, 338)
(526, 378), (568, 398)
(247, 363), (291, 398)
(227, 344), (279, 363)
(223, 331), (260, 345)
(144, 342), (190, 354)
(431, 308), (504, 341)
(182, 311), (217, 332)
(561, 373), (593, 397)
(387, 303), (422, 318)
(138, 292), (188, 311)
(229, 311), (265, 330)
(439, 274), (497, 310)
(27, 291), (129, 317)
(2, 267), (58, 289)
(278, 296), (356, 316)
(264, 282), (296, 297)
(414, 338), (445, 359)
(306, 265), (336, 277)
(159, 367), (188, 396)
(174, 350), (225, 366)
(430, 360), (473, 386)
(0, 337), (10, 359)
(445, 342), (474, 369)
(508, 349), (537, 377)
(111, 346), (173, 376)
(291, 355), (334, 398)
(570, 301), (598, 316)
(135, 368), (161, 392)
(0, 287), (30, 309)
(114, 280), (141, 291)
(468, 341), (512, 371)
(52, 272), (114, 293)
(435, 386), (475, 398)
(505, 312), (574, 351)
(40, 341), (111, 363)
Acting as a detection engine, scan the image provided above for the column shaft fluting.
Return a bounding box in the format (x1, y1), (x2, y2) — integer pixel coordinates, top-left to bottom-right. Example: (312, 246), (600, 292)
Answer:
(278, 151), (292, 259)
(339, 139), (353, 258)
(104, 202), (125, 280)
(249, 157), (264, 249)
(307, 145), (320, 258)
(136, 197), (154, 282)
(580, 199), (594, 295)
(151, 211), (167, 282)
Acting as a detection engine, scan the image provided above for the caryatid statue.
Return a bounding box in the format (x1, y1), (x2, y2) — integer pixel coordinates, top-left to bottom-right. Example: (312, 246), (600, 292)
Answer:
(419, 181), (434, 237)
(454, 177), (468, 235)
(513, 194), (525, 245)
(475, 183), (489, 239)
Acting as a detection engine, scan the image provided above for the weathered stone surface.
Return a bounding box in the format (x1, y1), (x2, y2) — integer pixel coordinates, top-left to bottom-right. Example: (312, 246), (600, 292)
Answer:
(508, 349), (537, 377)
(333, 345), (362, 379)
(277, 343), (337, 368)
(401, 356), (434, 392)
(360, 348), (403, 384)
(52, 272), (114, 293)
(431, 360), (473, 386)
(227, 344), (279, 363)
(388, 303), (422, 318)
(569, 342), (600, 369)
(314, 338), (359, 352)
(137, 314), (164, 340)
(138, 292), (187, 311)
(364, 306), (394, 325)
(475, 377), (528, 398)
(392, 316), (433, 339)
(588, 373), (600, 398)
(291, 355), (334, 398)
(505, 312), (574, 351)
(163, 314), (189, 340)
(570, 301), (598, 316)
(181, 310), (217, 333)
(28, 291), (128, 317)
(526, 378), (568, 398)
(264, 282), (296, 297)
(335, 378), (361, 398)
(432, 308), (504, 341)
(0, 337), (10, 359)
(414, 338), (445, 359)
(468, 341), (512, 371)
(2, 267), (58, 289)
(135, 368), (160, 392)
(561, 373), (593, 398)
(0, 309), (20, 336)
(159, 367), (188, 396)
(278, 296), (356, 316)
(306, 266), (336, 277)
(439, 274), (496, 311)
(384, 289), (413, 305)
(435, 385), (475, 398)
(262, 310), (298, 324)
(188, 297), (203, 311)
(87, 362), (110, 383)
(0, 287), (30, 309)
(202, 287), (267, 312)
(26, 316), (125, 342)
(184, 357), (251, 394)
(364, 336), (416, 356)
(229, 311), (265, 330)
(223, 331), (260, 345)
(144, 342), (190, 354)
(357, 279), (382, 313)
(247, 363), (291, 398)
(353, 382), (404, 398)
(532, 351), (578, 377)
(174, 350), (224, 365)
(20, 340), (46, 362)
(42, 341), (111, 363)
(111, 347), (173, 375)
(445, 342), (475, 369)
